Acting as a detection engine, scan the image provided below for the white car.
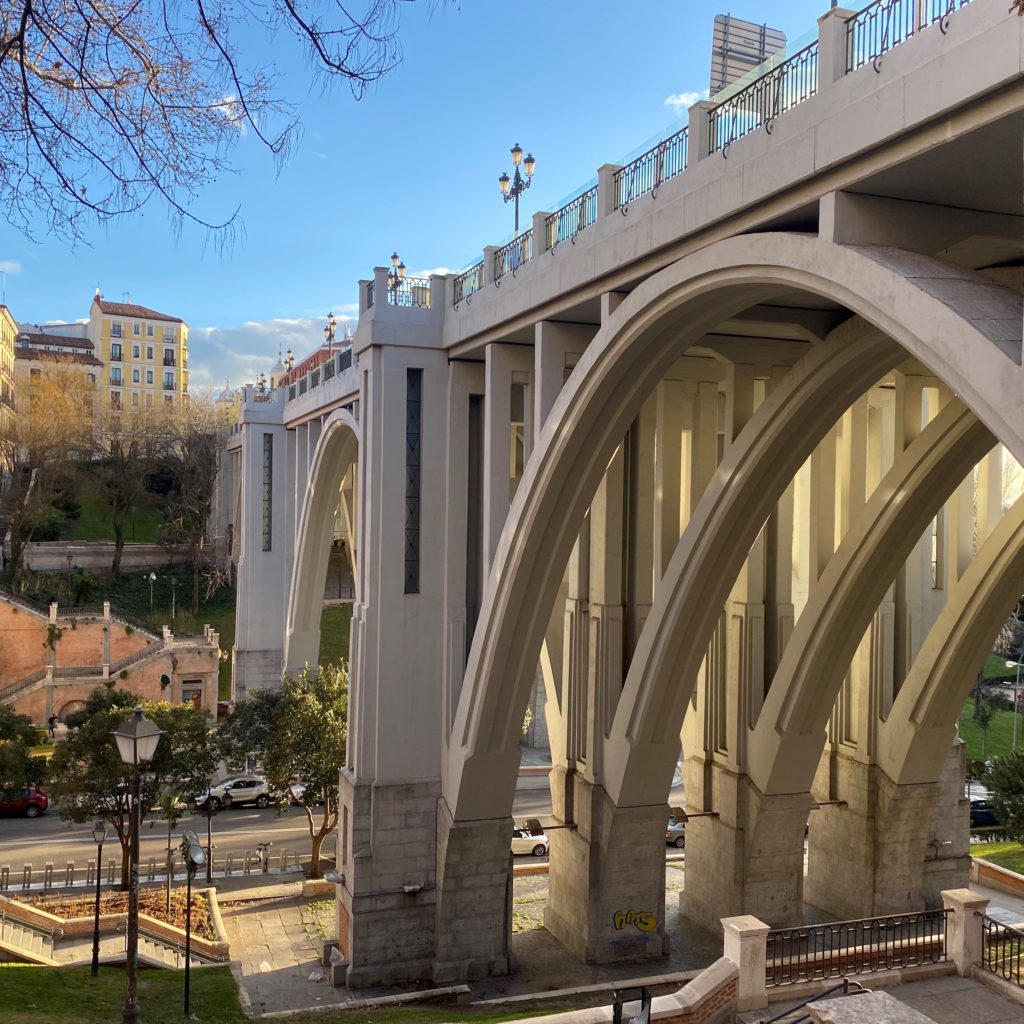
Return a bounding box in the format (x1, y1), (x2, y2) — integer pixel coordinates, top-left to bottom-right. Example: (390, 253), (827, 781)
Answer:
(193, 776), (276, 810)
(511, 820), (549, 857)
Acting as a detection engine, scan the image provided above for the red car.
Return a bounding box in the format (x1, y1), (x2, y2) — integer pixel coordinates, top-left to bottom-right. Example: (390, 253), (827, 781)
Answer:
(0, 787), (48, 818)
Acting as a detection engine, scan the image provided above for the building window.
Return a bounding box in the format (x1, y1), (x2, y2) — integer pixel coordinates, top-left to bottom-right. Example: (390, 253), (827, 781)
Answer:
(163, 371), (174, 389)
(146, 369), (153, 384)
(86, 373), (95, 385)
(147, 325), (154, 337)
(110, 343), (122, 361)
(30, 368), (40, 380)
(164, 394), (173, 407)
(110, 368), (122, 385)
(146, 345), (153, 360)
(111, 323), (122, 338)
(164, 327), (174, 342)
(133, 323), (140, 336)
(132, 368), (140, 383)
(163, 348), (175, 367)
(145, 393), (153, 407)
(132, 344), (140, 359)
(404, 368), (422, 594)
(111, 391), (121, 410)
(262, 432), (273, 551)
(131, 391), (139, 406)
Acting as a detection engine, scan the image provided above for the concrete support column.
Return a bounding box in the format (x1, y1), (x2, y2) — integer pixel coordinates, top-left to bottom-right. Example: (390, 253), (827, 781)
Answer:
(942, 888), (989, 977)
(597, 165), (622, 219)
(654, 380), (686, 579)
(544, 771), (669, 965)
(625, 396), (657, 660)
(534, 322), (594, 434)
(688, 101), (717, 162)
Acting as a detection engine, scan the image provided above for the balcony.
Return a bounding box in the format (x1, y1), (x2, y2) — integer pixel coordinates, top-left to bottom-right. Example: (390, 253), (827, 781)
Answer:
(163, 382), (175, 391)
(163, 357), (176, 367)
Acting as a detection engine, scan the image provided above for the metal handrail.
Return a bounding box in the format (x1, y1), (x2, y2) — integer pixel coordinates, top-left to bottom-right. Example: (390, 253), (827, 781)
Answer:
(0, 668), (47, 702)
(0, 584), (50, 617)
(982, 914), (1024, 988)
(51, 665), (104, 679)
(386, 276), (432, 308)
(545, 184), (599, 249)
(709, 41), (819, 154)
(55, 605), (104, 619)
(108, 645), (162, 675)
(766, 908), (949, 987)
(453, 261), (485, 306)
(847, 0), (972, 73)
(494, 230), (533, 283)
(613, 126), (689, 212)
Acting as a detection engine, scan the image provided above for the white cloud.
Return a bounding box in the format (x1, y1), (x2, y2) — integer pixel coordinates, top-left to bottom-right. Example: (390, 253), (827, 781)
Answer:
(189, 315), (358, 389)
(411, 266), (452, 279)
(664, 89), (709, 115)
(216, 95), (248, 137)
(0, 260), (21, 274)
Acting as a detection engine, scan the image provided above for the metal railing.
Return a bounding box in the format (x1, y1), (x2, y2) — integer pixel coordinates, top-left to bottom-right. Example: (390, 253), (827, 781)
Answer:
(109, 611), (161, 641)
(847, 0), (973, 72)
(55, 605), (104, 619)
(338, 349), (353, 372)
(983, 915), (1024, 988)
(387, 276), (431, 308)
(494, 231), (533, 282)
(108, 645), (161, 675)
(545, 184), (599, 249)
(366, 280), (375, 308)
(51, 665), (104, 679)
(709, 41), (819, 154)
(760, 979), (868, 1024)
(766, 909), (950, 987)
(0, 668), (47, 703)
(0, 584), (49, 617)
(453, 261), (485, 306)
(613, 126), (689, 212)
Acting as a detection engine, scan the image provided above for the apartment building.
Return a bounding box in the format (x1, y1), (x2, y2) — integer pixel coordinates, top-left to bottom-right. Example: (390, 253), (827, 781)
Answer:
(88, 295), (189, 410)
(0, 306), (15, 438)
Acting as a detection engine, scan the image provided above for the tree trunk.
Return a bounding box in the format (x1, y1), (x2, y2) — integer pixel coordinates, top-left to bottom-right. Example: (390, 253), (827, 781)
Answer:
(118, 834), (131, 890)
(112, 518), (124, 578)
(974, 668), (985, 718)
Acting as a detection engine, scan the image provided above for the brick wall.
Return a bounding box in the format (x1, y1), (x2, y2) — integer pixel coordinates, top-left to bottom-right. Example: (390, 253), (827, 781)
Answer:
(0, 603), (48, 683)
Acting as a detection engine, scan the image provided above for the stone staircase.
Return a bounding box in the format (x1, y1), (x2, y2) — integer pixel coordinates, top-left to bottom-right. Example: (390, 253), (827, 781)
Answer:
(0, 915), (60, 964)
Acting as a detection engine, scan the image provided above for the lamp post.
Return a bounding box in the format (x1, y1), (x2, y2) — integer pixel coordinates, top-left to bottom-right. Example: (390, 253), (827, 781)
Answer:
(169, 578), (177, 628)
(323, 312), (337, 357)
(66, 554), (73, 596)
(498, 143), (536, 234)
(112, 708), (164, 1024)
(179, 829), (206, 1019)
(387, 253), (406, 302)
(147, 572), (156, 615)
(91, 821), (107, 977)
(1008, 660), (1023, 750)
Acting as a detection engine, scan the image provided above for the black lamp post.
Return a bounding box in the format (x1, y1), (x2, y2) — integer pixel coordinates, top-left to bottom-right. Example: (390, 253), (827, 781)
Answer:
(387, 253), (407, 302)
(323, 312), (338, 357)
(91, 821), (107, 977)
(147, 572), (156, 615)
(169, 578), (177, 628)
(498, 143), (536, 234)
(179, 828), (206, 1019)
(112, 708), (164, 1024)
(65, 554), (73, 596)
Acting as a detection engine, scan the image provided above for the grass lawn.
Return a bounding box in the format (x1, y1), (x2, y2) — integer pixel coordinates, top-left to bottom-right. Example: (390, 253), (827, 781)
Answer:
(958, 697), (1023, 762)
(972, 840), (1024, 874)
(319, 603), (353, 668)
(0, 965), (541, 1024)
(61, 475), (163, 544)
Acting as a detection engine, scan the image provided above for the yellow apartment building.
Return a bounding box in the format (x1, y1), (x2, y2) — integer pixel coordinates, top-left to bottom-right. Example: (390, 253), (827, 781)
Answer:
(0, 306), (15, 439)
(89, 295), (189, 410)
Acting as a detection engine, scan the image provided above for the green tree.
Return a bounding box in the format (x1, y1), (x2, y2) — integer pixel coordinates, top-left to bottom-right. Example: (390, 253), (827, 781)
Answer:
(977, 698), (996, 760)
(49, 688), (218, 888)
(0, 706), (44, 795)
(987, 749), (1024, 839)
(221, 665), (347, 878)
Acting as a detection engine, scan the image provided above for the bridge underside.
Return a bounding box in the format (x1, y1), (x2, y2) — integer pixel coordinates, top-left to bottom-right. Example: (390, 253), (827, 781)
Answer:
(224, 0), (1024, 989)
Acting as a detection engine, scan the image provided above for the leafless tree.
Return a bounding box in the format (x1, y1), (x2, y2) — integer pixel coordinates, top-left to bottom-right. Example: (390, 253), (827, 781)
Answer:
(0, 1), (419, 243)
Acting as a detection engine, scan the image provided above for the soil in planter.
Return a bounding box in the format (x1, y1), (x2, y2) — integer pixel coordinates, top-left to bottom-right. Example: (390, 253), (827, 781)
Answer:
(19, 888), (216, 941)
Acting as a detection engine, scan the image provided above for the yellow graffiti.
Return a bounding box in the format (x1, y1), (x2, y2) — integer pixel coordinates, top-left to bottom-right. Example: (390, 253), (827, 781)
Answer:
(613, 910), (657, 933)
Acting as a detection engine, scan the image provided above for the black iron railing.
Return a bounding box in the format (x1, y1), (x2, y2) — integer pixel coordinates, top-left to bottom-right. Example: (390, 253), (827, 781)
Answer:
(766, 909), (949, 987)
(453, 261), (484, 306)
(494, 231), (533, 282)
(338, 348), (353, 372)
(366, 280), (375, 308)
(613, 126), (689, 212)
(387, 276), (431, 308)
(847, 0), (973, 72)
(709, 41), (819, 154)
(983, 915), (1024, 988)
(545, 184), (598, 250)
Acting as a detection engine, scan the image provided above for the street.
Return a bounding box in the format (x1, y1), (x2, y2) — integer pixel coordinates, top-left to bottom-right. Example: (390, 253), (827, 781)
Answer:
(0, 767), (685, 872)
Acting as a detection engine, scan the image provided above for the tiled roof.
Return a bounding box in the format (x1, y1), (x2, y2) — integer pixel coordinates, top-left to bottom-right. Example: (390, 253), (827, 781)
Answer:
(15, 347), (103, 367)
(17, 331), (94, 351)
(92, 296), (184, 324)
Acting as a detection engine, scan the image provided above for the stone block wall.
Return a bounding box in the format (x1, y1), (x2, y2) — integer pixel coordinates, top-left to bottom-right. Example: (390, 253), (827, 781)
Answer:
(0, 603), (48, 683)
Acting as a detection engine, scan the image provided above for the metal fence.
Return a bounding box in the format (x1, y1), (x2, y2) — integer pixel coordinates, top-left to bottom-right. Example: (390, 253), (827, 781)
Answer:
(494, 231), (533, 282)
(545, 184), (599, 249)
(766, 909), (950, 987)
(366, 280), (375, 308)
(709, 41), (819, 154)
(847, 0), (973, 72)
(613, 126), (689, 211)
(387, 276), (432, 308)
(983, 916), (1024, 988)
(453, 261), (484, 306)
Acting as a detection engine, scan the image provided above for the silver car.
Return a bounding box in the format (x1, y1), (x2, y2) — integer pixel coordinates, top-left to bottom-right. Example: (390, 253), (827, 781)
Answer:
(511, 820), (549, 857)
(195, 776), (276, 810)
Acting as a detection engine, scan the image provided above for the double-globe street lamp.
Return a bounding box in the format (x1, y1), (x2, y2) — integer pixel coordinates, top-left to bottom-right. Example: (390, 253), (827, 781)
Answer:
(388, 252), (406, 302)
(91, 821), (108, 977)
(112, 708), (164, 1024)
(324, 311), (338, 356)
(498, 143), (536, 234)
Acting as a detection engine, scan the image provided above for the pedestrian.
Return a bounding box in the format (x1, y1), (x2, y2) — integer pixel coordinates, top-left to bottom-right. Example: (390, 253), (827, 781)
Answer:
(47, 714), (57, 738)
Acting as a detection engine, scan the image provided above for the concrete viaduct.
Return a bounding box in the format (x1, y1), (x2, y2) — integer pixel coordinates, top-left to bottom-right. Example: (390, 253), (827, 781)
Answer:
(220, 0), (1024, 988)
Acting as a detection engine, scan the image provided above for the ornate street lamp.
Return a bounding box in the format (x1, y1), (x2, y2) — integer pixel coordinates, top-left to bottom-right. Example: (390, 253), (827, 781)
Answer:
(323, 312), (338, 357)
(90, 821), (107, 977)
(112, 708), (164, 1024)
(388, 252), (406, 302)
(285, 349), (295, 373)
(498, 142), (536, 234)
(179, 828), (206, 1019)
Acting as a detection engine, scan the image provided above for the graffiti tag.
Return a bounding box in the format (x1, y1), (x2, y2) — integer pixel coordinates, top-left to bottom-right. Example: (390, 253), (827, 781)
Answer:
(613, 909), (657, 932)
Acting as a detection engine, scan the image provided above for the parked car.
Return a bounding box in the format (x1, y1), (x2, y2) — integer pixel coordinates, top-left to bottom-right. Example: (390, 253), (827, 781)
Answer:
(970, 799), (1000, 828)
(666, 808), (687, 848)
(0, 786), (49, 818)
(194, 777), (276, 810)
(511, 819), (549, 857)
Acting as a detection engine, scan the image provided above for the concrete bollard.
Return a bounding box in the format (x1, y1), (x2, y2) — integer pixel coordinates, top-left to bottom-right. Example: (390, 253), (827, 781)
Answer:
(22, 865), (31, 890)
(65, 862), (75, 887)
(225, 854), (235, 877)
(942, 888), (990, 977)
(243, 852), (253, 875)
(43, 862), (53, 890)
(1, 865), (9, 891)
(146, 857), (156, 882)
(722, 915), (770, 1011)
(279, 849), (289, 872)
(107, 858), (117, 884)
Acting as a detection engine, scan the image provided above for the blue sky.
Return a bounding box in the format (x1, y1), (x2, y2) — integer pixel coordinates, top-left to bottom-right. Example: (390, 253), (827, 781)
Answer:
(0, 0), (841, 390)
